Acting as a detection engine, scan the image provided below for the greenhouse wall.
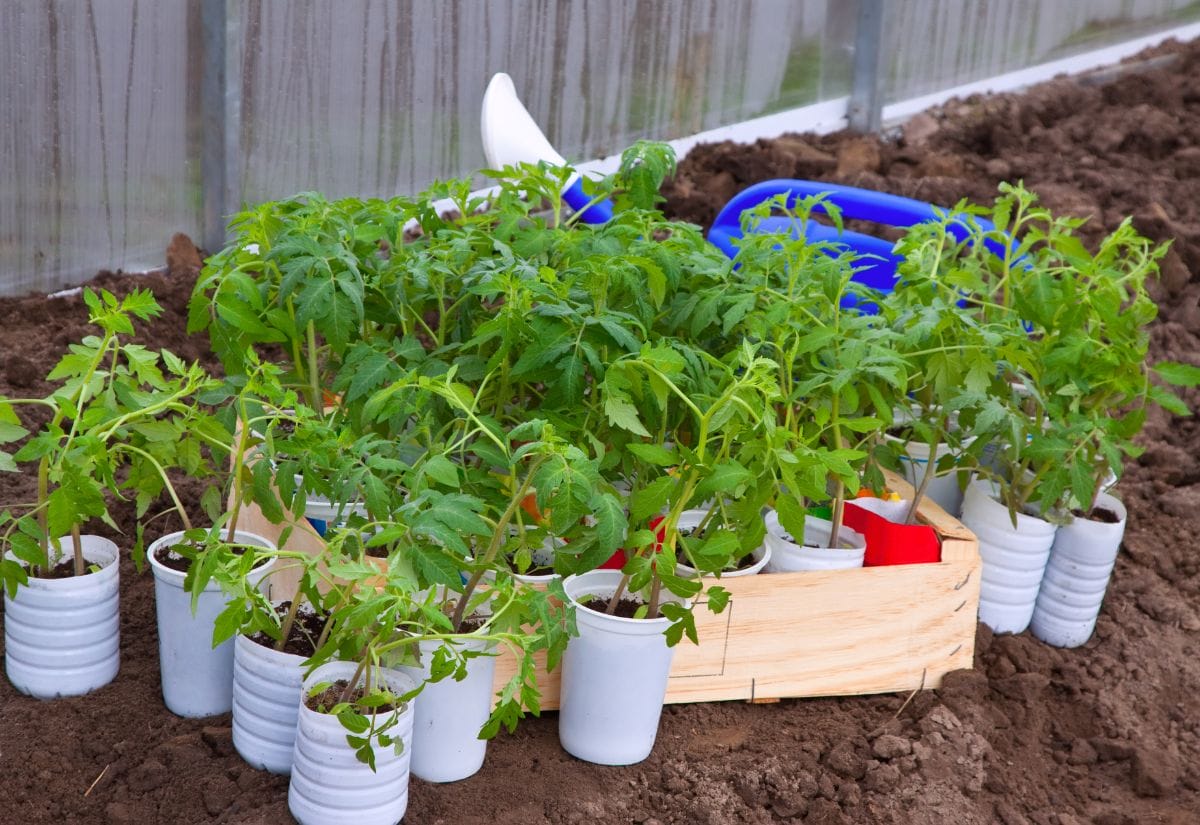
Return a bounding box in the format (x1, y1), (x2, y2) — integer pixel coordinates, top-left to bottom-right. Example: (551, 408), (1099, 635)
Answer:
(2, 0), (1199, 296)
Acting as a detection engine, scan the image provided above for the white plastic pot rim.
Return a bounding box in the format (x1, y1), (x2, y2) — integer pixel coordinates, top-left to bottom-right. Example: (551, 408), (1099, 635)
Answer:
(563, 570), (691, 635)
(147, 530), (275, 589)
(965, 478), (1057, 537)
(764, 509), (866, 551)
(301, 661), (419, 714)
(8, 535), (119, 589)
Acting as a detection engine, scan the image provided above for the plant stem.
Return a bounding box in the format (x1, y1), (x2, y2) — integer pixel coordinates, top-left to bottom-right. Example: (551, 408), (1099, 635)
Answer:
(905, 430), (942, 525)
(645, 573), (663, 620)
(121, 444), (192, 532)
(71, 525), (84, 577)
(225, 398), (253, 544)
(338, 657), (370, 706)
(828, 394), (845, 549)
(36, 458), (49, 574)
(306, 320), (321, 412)
(275, 594), (304, 653)
(450, 455), (548, 631)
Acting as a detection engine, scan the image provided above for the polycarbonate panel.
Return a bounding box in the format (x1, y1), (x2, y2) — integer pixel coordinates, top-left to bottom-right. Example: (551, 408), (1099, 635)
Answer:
(882, 0), (1200, 104)
(0, 1), (202, 296)
(237, 0), (856, 203)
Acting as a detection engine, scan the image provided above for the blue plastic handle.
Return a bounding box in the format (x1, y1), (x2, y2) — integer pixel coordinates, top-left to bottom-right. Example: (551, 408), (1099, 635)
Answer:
(708, 179), (1003, 294)
(562, 177), (614, 224)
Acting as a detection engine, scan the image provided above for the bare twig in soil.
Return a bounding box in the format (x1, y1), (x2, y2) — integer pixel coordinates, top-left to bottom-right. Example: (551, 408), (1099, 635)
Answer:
(84, 764), (109, 797)
(891, 668), (927, 722)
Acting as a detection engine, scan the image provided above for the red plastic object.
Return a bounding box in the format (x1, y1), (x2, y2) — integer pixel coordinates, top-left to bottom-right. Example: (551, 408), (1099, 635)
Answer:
(845, 500), (941, 567)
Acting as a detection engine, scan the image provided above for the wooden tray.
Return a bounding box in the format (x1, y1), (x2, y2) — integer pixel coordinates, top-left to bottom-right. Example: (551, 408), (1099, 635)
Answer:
(238, 470), (980, 706)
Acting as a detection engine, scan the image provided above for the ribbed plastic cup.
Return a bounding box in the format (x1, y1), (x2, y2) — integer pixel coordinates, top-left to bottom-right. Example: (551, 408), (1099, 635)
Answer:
(960, 478), (1057, 634)
(287, 661), (417, 825)
(1031, 492), (1126, 648)
(232, 633), (307, 774)
(149, 530), (275, 717)
(4, 535), (121, 699)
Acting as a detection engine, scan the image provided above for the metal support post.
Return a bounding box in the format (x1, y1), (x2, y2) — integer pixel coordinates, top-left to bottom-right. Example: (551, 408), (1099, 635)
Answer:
(847, 0), (884, 133)
(201, 0), (242, 252)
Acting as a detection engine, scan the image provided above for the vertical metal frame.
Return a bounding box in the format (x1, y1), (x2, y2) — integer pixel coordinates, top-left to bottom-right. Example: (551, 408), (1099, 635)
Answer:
(201, 0), (241, 252)
(848, 0), (884, 133)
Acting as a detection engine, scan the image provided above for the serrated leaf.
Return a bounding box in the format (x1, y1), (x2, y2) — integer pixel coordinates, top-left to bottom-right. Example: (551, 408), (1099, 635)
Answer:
(693, 461), (752, 500)
(603, 394), (650, 437)
(630, 476), (674, 522)
(423, 455), (460, 488)
(1154, 361), (1200, 388)
(626, 443), (675, 466)
(593, 493), (627, 555)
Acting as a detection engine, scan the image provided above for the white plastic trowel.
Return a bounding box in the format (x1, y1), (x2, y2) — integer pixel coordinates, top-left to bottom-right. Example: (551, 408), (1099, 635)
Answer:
(480, 73), (613, 223)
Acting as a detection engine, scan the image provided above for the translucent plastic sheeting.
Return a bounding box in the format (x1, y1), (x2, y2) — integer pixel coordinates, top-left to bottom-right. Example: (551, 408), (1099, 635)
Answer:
(236, 0), (856, 203)
(882, 0), (1200, 104)
(0, 1), (202, 296)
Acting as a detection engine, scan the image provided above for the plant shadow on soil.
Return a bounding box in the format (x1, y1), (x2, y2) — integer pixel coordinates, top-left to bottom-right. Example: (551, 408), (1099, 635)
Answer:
(3, 38), (1200, 825)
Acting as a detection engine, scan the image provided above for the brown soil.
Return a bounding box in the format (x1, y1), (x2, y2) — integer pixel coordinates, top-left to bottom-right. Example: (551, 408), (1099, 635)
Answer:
(581, 596), (648, 619)
(304, 679), (399, 715)
(2, 38), (1200, 825)
(1074, 506), (1124, 524)
(153, 545), (198, 574)
(247, 602), (327, 658)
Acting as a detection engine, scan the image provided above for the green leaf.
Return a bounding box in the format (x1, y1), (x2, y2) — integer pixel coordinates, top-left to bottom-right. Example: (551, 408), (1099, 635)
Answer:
(1154, 361), (1200, 387)
(0, 421), (29, 444)
(630, 476), (674, 522)
(775, 495), (807, 542)
(593, 493), (627, 555)
(423, 455), (461, 488)
(693, 461), (752, 500)
(603, 394), (651, 437)
(705, 585), (730, 614)
(626, 443), (676, 466)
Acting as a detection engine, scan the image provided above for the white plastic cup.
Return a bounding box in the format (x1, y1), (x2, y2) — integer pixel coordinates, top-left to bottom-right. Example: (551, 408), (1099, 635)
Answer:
(672, 509), (770, 578)
(302, 496), (367, 538)
(288, 661), (418, 825)
(400, 638), (497, 782)
(762, 510), (866, 572)
(558, 570), (688, 765)
(884, 433), (975, 517)
(1031, 492), (1126, 648)
(148, 530), (275, 717)
(960, 478), (1057, 634)
(4, 535), (121, 699)
(232, 633), (307, 774)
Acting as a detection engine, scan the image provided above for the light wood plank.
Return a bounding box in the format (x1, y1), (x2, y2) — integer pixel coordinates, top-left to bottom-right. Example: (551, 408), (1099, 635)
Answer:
(238, 473), (980, 707)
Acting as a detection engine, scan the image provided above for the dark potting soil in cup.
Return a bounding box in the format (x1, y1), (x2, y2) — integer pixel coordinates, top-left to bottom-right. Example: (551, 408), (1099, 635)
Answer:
(154, 541), (250, 574)
(248, 602), (328, 658)
(507, 556), (556, 577)
(731, 552), (757, 571)
(154, 544), (198, 573)
(1072, 505), (1122, 523)
(581, 596), (651, 619)
(33, 558), (91, 579)
(457, 613), (488, 633)
(304, 679), (400, 714)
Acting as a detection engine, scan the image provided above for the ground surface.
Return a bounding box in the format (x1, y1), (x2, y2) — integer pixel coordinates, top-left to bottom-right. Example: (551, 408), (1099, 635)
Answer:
(2, 38), (1200, 825)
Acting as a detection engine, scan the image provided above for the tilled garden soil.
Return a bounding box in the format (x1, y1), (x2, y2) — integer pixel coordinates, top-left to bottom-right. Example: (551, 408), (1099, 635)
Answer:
(3, 38), (1200, 825)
